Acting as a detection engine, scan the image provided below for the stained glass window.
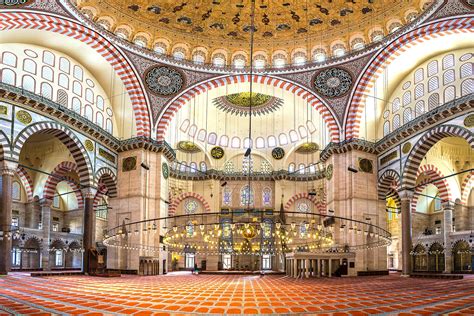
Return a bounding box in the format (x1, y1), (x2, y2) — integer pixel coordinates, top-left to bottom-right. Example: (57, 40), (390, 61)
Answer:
(240, 185), (254, 206)
(223, 188), (232, 205)
(299, 222), (308, 237)
(262, 187), (272, 206)
(184, 199), (198, 214)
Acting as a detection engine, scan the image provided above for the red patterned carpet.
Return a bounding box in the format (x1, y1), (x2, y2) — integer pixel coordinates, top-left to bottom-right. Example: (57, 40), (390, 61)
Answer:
(0, 272), (473, 315)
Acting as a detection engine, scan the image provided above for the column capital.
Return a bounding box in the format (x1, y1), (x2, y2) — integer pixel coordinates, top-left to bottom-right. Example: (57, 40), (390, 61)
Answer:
(40, 198), (53, 207)
(442, 201), (455, 211)
(398, 189), (414, 201)
(1, 160), (18, 176)
(82, 187), (97, 199)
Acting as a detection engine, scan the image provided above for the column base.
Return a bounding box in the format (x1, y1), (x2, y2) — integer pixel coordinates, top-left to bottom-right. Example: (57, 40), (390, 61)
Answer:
(400, 273), (411, 277)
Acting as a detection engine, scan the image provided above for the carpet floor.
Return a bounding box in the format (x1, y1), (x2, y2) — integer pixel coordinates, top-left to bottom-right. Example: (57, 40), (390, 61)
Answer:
(0, 272), (473, 315)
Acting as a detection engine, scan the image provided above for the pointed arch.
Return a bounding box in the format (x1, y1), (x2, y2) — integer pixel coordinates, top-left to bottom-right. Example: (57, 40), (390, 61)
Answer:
(43, 161), (83, 208)
(156, 74), (340, 142)
(94, 167), (117, 197)
(13, 121), (93, 187)
(411, 164), (451, 211)
(378, 169), (401, 207)
(402, 125), (474, 189)
(16, 166), (34, 202)
(168, 192), (211, 217)
(346, 17), (473, 139)
(0, 11), (151, 136)
(461, 171), (474, 205)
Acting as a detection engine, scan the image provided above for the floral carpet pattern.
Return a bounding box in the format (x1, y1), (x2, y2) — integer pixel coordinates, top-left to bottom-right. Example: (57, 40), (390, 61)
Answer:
(0, 272), (473, 315)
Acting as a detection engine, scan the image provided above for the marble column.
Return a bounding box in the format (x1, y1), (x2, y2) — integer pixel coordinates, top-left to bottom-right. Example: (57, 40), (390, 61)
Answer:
(305, 259), (310, 278)
(400, 190), (414, 276)
(41, 200), (52, 271)
(0, 161), (17, 274)
(292, 259), (297, 278)
(443, 202), (454, 273)
(328, 259), (332, 278)
(82, 188), (96, 274)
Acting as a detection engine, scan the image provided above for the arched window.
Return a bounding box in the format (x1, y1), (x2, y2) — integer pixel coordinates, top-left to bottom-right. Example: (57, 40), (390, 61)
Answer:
(392, 114), (400, 130)
(219, 135), (229, 147)
(192, 52), (205, 64)
(289, 130), (299, 143)
(306, 121), (316, 133)
(23, 59), (36, 74)
(392, 98), (400, 113)
(212, 54), (226, 67)
(255, 137), (265, 149)
(189, 162), (197, 173)
(461, 79), (474, 96)
(43, 51), (55, 66)
(105, 118), (113, 134)
(1, 69), (16, 85)
(2, 52), (17, 67)
(442, 54), (454, 70)
(72, 81), (82, 96)
(240, 185), (254, 206)
(415, 101), (425, 117)
(383, 121), (390, 136)
(197, 129), (206, 141)
(443, 69), (455, 85)
(427, 60), (438, 77)
(242, 156), (253, 173)
(188, 125), (197, 137)
(57, 89), (68, 107)
(200, 161), (207, 172)
(288, 163), (295, 173)
(414, 68), (424, 83)
(223, 187), (232, 205)
(428, 93), (439, 110)
(428, 77), (439, 92)
(72, 97), (82, 114)
(444, 86), (455, 103)
(179, 161), (186, 172)
(460, 62), (473, 79)
(22, 75), (35, 92)
(58, 73), (69, 88)
(414, 84), (424, 99)
(40, 82), (53, 99)
(243, 137), (252, 149)
(208, 133), (217, 145)
(298, 126), (308, 138)
(309, 164), (316, 173)
(403, 108), (412, 124)
(59, 57), (70, 73)
(96, 96), (105, 110)
(173, 50), (185, 60)
(298, 164), (305, 174)
(267, 135), (277, 147)
(96, 112), (104, 128)
(279, 133), (288, 146)
(41, 66), (53, 81)
(231, 137), (241, 148)
(73, 65), (83, 81)
(84, 105), (93, 121)
(262, 187), (272, 206)
(402, 91), (411, 106)
(85, 88), (94, 103)
(180, 119), (190, 132)
(12, 181), (21, 201)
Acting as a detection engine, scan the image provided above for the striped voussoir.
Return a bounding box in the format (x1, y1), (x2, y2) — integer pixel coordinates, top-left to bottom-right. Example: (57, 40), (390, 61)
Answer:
(13, 122), (94, 188)
(0, 11), (151, 137)
(93, 183), (109, 207)
(156, 74), (340, 142)
(402, 124), (474, 188)
(411, 164), (451, 211)
(16, 165), (34, 202)
(284, 192), (326, 214)
(346, 17), (474, 139)
(168, 192), (211, 216)
(94, 167), (118, 198)
(0, 130), (12, 160)
(43, 161), (84, 208)
(378, 169), (401, 207)
(461, 171), (474, 205)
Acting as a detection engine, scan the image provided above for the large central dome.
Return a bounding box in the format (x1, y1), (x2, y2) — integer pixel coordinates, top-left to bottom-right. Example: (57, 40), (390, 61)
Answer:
(76, 0), (431, 68)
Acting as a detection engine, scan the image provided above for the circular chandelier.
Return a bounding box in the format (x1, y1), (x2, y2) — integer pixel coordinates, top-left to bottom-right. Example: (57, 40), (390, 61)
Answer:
(103, 210), (391, 256)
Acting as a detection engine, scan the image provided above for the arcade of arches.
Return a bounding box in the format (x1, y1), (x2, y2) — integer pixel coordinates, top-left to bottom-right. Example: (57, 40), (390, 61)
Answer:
(0, 0), (473, 315)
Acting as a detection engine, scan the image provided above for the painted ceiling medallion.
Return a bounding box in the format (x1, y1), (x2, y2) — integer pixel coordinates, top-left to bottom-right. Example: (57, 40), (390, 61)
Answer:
(162, 162), (169, 179)
(325, 164), (334, 180)
(16, 110), (32, 124)
(271, 147), (285, 160)
(313, 68), (352, 98)
(145, 66), (184, 96)
(177, 141), (201, 153)
(210, 146), (225, 159)
(295, 142), (320, 154)
(213, 92), (283, 116)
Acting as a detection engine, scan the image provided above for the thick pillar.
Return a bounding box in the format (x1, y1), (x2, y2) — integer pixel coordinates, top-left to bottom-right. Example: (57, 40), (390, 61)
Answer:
(305, 259), (310, 278)
(41, 201), (51, 270)
(328, 259), (332, 278)
(400, 190), (414, 276)
(0, 161), (17, 274)
(293, 259), (297, 278)
(82, 188), (96, 274)
(443, 202), (454, 273)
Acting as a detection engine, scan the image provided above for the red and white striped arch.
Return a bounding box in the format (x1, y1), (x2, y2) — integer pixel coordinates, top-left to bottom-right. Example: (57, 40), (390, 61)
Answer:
(461, 171), (474, 205)
(284, 192), (326, 214)
(16, 166), (33, 202)
(168, 192), (211, 217)
(0, 11), (151, 136)
(43, 161), (83, 209)
(346, 17), (474, 139)
(156, 74), (341, 142)
(411, 164), (451, 212)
